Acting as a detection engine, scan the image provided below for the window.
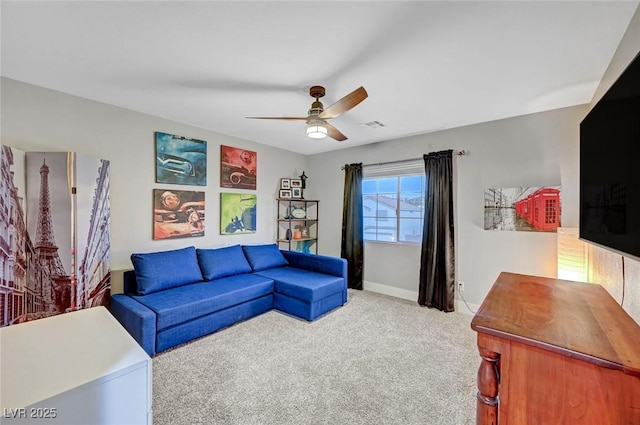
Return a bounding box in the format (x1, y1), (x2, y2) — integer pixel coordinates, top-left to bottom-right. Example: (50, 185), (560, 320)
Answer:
(362, 174), (426, 243)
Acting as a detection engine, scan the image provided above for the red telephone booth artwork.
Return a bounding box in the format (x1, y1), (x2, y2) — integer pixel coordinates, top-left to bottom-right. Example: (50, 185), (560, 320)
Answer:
(484, 186), (561, 231)
(530, 187), (561, 231)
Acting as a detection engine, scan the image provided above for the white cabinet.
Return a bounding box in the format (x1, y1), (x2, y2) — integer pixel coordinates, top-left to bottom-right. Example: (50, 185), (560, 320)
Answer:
(0, 307), (152, 425)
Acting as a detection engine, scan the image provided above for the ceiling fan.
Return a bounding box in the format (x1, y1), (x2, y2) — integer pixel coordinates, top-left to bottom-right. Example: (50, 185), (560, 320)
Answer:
(246, 85), (368, 141)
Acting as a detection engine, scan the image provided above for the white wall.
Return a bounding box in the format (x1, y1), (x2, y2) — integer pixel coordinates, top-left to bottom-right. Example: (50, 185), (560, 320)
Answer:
(1, 78), (308, 292)
(3, 27), (640, 322)
(305, 4), (640, 324)
(307, 105), (587, 311)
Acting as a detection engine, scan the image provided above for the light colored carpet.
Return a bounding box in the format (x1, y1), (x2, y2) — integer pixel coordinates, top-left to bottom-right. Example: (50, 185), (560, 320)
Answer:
(152, 289), (478, 425)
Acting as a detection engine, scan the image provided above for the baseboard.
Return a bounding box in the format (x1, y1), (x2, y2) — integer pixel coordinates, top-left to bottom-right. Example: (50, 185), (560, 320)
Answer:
(363, 280), (480, 316)
(455, 299), (480, 316)
(363, 281), (418, 302)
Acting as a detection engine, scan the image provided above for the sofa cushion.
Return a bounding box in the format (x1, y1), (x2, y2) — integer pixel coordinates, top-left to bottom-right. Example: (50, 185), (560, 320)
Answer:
(242, 244), (288, 272)
(131, 246), (203, 295)
(132, 273), (274, 330)
(197, 245), (252, 281)
(254, 267), (346, 303)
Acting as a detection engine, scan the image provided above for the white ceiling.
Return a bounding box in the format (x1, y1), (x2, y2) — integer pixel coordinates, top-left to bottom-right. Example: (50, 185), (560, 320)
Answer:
(1, 1), (638, 155)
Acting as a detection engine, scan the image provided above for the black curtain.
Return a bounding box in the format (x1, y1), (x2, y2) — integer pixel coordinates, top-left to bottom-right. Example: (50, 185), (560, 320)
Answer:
(341, 163), (364, 290)
(418, 150), (455, 312)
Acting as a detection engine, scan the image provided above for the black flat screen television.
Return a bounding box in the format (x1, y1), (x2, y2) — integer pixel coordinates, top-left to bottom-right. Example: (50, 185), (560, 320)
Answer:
(580, 50), (640, 259)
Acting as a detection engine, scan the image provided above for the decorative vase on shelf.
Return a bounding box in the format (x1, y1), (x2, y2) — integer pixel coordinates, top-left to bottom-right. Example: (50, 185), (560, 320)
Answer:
(285, 228), (292, 240)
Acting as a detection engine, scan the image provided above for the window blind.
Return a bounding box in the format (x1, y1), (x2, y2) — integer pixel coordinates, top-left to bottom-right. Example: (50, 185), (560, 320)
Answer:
(362, 159), (424, 178)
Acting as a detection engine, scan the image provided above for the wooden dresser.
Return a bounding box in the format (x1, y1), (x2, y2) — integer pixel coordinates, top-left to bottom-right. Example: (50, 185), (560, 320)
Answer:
(471, 272), (640, 425)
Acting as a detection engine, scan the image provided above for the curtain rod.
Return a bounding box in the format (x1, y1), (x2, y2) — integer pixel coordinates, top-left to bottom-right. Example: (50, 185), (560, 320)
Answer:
(341, 150), (467, 170)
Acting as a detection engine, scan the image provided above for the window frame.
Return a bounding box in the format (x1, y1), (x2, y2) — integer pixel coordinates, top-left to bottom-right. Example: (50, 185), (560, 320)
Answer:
(362, 173), (426, 245)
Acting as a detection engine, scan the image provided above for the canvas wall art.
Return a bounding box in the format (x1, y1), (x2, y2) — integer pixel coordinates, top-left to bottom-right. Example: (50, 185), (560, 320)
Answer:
(220, 145), (257, 190)
(153, 189), (205, 240)
(220, 192), (257, 234)
(156, 131), (207, 186)
(0, 146), (111, 327)
(484, 186), (561, 232)
(74, 154), (112, 308)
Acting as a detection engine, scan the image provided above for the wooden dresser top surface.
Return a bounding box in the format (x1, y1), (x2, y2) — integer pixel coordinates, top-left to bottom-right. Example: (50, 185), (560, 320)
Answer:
(471, 271), (640, 376)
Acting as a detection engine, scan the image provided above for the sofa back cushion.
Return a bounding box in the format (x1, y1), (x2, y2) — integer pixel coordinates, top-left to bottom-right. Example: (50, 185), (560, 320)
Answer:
(197, 245), (253, 281)
(242, 243), (289, 272)
(131, 246), (203, 295)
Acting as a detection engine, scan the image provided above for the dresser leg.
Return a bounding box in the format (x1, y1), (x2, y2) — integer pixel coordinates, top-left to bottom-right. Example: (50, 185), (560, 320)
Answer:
(476, 348), (499, 425)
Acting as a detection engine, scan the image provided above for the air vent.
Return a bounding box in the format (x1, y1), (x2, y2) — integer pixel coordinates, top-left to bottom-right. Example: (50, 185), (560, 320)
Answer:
(363, 120), (386, 128)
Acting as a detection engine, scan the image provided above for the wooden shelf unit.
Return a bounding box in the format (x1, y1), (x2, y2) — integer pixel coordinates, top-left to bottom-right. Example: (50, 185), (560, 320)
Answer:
(276, 198), (318, 253)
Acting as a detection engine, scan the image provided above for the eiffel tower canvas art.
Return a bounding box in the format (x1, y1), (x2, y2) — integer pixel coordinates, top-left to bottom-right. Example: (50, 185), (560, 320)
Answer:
(29, 154), (72, 315)
(0, 146), (110, 327)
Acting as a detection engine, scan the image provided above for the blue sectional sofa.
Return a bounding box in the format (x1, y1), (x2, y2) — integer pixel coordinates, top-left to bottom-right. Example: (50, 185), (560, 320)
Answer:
(110, 244), (348, 356)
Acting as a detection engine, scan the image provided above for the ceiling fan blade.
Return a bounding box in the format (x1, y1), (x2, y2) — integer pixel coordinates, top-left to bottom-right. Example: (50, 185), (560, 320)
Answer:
(245, 116), (308, 121)
(319, 86), (368, 120)
(325, 122), (348, 142)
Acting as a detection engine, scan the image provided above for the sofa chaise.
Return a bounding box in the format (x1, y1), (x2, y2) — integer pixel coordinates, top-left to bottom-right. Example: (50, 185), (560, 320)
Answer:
(110, 244), (348, 356)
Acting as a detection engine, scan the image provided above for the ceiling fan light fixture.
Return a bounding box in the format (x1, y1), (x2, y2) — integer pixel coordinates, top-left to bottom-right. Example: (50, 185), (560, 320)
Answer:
(306, 121), (328, 139)
(246, 85), (367, 142)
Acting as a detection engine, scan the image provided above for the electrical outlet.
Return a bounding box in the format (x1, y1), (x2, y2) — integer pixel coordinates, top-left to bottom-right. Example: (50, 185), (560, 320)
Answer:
(458, 281), (465, 293)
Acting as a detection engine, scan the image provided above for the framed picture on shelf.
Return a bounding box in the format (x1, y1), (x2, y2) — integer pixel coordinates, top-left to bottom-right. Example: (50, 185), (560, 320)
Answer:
(279, 189), (292, 198)
(291, 187), (302, 198)
(280, 178), (291, 189)
(290, 179), (302, 188)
